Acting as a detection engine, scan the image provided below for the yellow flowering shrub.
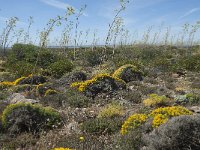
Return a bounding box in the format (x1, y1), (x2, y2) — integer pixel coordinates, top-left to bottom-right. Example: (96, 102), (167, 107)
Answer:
(150, 106), (193, 128)
(121, 106), (193, 135)
(120, 114), (148, 135)
(143, 94), (170, 107)
(0, 76), (27, 89)
(71, 74), (125, 92)
(98, 103), (124, 118)
(112, 64), (142, 82)
(13, 76), (27, 85)
(0, 74), (32, 89)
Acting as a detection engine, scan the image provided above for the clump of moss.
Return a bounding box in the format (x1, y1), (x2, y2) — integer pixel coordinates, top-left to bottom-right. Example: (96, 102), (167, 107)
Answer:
(2, 103), (62, 134)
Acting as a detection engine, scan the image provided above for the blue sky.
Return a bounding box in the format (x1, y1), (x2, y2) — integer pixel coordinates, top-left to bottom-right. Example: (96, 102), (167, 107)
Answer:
(0, 0), (200, 45)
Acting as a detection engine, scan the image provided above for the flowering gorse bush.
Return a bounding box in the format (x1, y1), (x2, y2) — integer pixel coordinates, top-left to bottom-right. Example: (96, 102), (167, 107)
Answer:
(112, 64), (143, 82)
(150, 106), (193, 128)
(0, 74), (46, 88)
(0, 75), (29, 89)
(121, 114), (148, 135)
(121, 106), (193, 135)
(71, 74), (125, 92)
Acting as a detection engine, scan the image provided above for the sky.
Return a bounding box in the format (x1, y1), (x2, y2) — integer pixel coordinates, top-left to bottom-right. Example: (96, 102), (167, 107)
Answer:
(0, 0), (200, 45)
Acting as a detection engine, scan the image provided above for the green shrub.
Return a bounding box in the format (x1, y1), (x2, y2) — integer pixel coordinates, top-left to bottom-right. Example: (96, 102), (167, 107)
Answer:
(41, 93), (67, 108)
(48, 60), (73, 78)
(81, 117), (122, 135)
(1, 103), (62, 134)
(180, 54), (200, 71)
(9, 43), (38, 63)
(5, 61), (38, 76)
(84, 50), (102, 66)
(37, 49), (59, 68)
(114, 128), (144, 150)
(66, 91), (91, 108)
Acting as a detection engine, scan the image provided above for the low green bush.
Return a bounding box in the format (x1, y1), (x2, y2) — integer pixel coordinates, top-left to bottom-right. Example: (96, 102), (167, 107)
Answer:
(84, 50), (103, 66)
(37, 49), (59, 68)
(64, 89), (91, 108)
(1, 103), (62, 134)
(5, 61), (38, 76)
(81, 117), (122, 135)
(48, 59), (73, 78)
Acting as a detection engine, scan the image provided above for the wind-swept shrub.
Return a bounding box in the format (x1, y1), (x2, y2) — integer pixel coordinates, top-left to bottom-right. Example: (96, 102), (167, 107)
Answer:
(1, 103), (62, 134)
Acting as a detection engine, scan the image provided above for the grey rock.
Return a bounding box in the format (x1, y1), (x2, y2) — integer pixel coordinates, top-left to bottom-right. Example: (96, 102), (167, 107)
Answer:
(7, 93), (39, 104)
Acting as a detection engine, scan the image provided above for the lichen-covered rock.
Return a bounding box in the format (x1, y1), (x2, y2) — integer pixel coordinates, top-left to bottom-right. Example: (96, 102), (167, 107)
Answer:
(112, 64), (143, 82)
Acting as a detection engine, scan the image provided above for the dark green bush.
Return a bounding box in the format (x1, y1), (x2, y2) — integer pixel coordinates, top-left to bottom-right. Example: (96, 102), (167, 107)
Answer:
(5, 61), (38, 76)
(2, 103), (62, 134)
(143, 115), (200, 150)
(84, 50), (103, 66)
(81, 117), (122, 135)
(180, 54), (200, 71)
(37, 49), (59, 68)
(64, 89), (91, 108)
(47, 59), (73, 78)
(113, 128), (143, 150)
(9, 43), (38, 63)
(41, 93), (67, 108)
